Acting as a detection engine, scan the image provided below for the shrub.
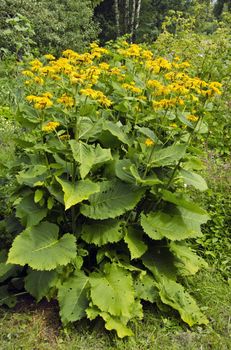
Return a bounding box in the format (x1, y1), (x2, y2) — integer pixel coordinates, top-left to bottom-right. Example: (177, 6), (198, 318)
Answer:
(0, 41), (222, 337)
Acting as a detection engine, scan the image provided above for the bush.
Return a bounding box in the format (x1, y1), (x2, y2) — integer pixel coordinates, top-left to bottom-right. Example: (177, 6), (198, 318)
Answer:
(0, 41), (223, 337)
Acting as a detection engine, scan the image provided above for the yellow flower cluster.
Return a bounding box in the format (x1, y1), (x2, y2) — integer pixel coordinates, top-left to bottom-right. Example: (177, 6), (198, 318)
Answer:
(122, 83), (142, 94)
(26, 93), (53, 109)
(42, 121), (60, 132)
(57, 94), (74, 107)
(80, 88), (112, 107)
(22, 41), (222, 128)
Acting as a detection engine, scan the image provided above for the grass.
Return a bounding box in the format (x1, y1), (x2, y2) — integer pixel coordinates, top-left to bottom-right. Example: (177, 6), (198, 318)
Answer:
(0, 269), (230, 350)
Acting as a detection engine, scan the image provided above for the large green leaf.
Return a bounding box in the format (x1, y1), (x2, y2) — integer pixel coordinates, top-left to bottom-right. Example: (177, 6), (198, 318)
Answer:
(100, 312), (134, 338)
(58, 271), (89, 324)
(81, 181), (143, 220)
(134, 274), (159, 303)
(103, 121), (131, 145)
(81, 219), (124, 246)
(141, 207), (209, 241)
(169, 242), (208, 275)
(7, 222), (76, 270)
(70, 140), (112, 179)
(25, 269), (58, 302)
(124, 227), (147, 259)
(158, 277), (208, 326)
(142, 246), (177, 280)
(161, 190), (207, 214)
(150, 144), (186, 167)
(16, 194), (47, 227)
(56, 177), (100, 210)
(16, 165), (48, 187)
(130, 164), (162, 186)
(86, 306), (134, 338)
(81, 180), (144, 220)
(178, 169), (208, 191)
(70, 140), (95, 179)
(90, 263), (135, 318)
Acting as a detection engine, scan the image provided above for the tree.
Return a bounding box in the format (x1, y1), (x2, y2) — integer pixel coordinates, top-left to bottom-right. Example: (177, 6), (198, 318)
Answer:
(0, 0), (99, 55)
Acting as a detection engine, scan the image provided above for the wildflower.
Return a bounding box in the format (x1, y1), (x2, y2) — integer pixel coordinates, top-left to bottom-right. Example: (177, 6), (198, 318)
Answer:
(145, 138), (154, 146)
(209, 82), (222, 95)
(42, 121), (60, 132)
(44, 54), (55, 60)
(29, 59), (43, 71)
(187, 115), (199, 122)
(122, 83), (142, 94)
(169, 123), (178, 128)
(57, 94), (74, 107)
(34, 76), (44, 85)
(26, 95), (53, 109)
(22, 70), (34, 77)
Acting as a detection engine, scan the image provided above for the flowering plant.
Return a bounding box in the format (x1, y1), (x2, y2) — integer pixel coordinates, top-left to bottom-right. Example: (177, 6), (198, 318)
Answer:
(1, 41), (222, 337)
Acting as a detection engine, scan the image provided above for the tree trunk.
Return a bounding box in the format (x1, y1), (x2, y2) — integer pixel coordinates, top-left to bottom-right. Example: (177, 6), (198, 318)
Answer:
(134, 0), (141, 37)
(130, 0), (137, 42)
(124, 0), (130, 33)
(114, 0), (120, 37)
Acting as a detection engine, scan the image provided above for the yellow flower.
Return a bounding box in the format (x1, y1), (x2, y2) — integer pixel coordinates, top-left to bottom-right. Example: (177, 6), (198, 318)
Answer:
(34, 97), (53, 109)
(99, 62), (110, 71)
(42, 121), (60, 132)
(208, 82), (222, 95)
(22, 70), (34, 77)
(122, 83), (142, 94)
(34, 76), (44, 85)
(169, 123), (178, 128)
(57, 94), (74, 107)
(187, 115), (199, 122)
(145, 138), (155, 146)
(44, 54), (55, 60)
(29, 59), (43, 71)
(26, 95), (53, 109)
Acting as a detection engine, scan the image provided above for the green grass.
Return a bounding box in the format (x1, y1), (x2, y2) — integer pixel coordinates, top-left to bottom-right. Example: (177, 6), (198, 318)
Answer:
(0, 269), (230, 350)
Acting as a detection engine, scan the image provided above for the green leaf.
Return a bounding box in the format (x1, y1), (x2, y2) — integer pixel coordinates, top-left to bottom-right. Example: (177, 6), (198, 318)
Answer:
(0, 286), (17, 308)
(178, 169), (208, 191)
(58, 271), (89, 324)
(100, 312), (134, 338)
(130, 165), (163, 186)
(81, 180), (144, 220)
(124, 227), (147, 259)
(103, 121), (131, 145)
(158, 277), (208, 326)
(141, 213), (163, 240)
(56, 177), (100, 210)
(115, 159), (135, 183)
(70, 141), (112, 179)
(16, 194), (47, 227)
(69, 140), (95, 179)
(141, 207), (209, 241)
(142, 246), (177, 280)
(7, 222), (76, 270)
(90, 263), (135, 318)
(34, 189), (44, 203)
(16, 165), (48, 187)
(169, 242), (208, 275)
(25, 269), (58, 301)
(161, 190), (207, 214)
(150, 144), (186, 167)
(134, 274), (159, 303)
(135, 126), (159, 142)
(82, 219), (124, 246)
(94, 144), (112, 165)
